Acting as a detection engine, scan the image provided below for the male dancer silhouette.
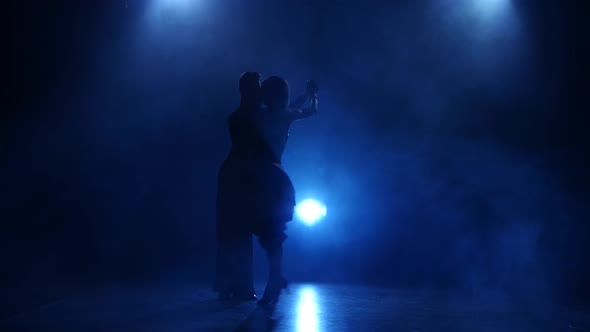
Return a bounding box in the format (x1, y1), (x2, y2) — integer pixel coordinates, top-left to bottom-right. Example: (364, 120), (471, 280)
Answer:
(215, 72), (262, 301)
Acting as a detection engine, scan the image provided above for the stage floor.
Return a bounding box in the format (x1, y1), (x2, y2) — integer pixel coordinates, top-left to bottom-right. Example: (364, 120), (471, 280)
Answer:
(2, 283), (589, 331)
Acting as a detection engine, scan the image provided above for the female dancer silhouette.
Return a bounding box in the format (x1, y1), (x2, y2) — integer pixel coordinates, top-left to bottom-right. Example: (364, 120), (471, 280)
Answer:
(251, 76), (318, 306)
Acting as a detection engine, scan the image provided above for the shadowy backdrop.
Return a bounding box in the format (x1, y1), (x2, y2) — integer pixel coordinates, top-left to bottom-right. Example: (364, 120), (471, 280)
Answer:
(5, 0), (589, 305)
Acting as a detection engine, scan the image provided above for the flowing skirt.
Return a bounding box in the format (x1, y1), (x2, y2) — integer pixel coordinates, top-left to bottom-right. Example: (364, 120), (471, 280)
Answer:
(217, 158), (295, 223)
(214, 158), (295, 291)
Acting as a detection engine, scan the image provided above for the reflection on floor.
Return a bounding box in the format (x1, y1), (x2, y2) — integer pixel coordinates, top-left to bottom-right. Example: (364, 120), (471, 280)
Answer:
(2, 283), (589, 331)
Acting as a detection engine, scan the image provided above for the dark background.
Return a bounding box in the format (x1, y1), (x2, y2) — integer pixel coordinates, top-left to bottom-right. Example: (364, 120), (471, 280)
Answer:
(5, 0), (589, 305)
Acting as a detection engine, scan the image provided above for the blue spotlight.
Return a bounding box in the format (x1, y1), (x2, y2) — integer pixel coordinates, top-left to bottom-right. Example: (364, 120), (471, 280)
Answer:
(474, 0), (511, 17)
(296, 199), (327, 225)
(147, 0), (200, 18)
(160, 0), (194, 8)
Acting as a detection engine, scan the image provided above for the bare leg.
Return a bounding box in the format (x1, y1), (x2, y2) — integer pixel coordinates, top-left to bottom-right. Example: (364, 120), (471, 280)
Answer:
(257, 226), (288, 306)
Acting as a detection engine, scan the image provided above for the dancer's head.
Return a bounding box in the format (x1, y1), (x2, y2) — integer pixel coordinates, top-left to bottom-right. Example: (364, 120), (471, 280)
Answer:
(261, 76), (289, 110)
(239, 72), (262, 108)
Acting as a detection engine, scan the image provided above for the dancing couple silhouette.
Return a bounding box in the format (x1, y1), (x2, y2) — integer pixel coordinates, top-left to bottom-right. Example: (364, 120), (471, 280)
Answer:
(214, 73), (318, 306)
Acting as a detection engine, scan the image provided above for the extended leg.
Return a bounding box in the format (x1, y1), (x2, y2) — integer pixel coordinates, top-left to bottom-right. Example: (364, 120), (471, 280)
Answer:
(256, 222), (288, 306)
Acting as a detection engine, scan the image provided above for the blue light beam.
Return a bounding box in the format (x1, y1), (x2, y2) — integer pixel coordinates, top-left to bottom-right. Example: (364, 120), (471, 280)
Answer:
(472, 0), (512, 20)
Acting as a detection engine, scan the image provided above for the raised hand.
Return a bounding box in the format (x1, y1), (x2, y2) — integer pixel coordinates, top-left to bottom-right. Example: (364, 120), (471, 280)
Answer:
(306, 80), (319, 97)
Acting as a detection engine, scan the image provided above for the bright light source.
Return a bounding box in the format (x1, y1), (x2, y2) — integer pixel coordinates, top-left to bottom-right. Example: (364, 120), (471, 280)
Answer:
(145, 0), (200, 21)
(159, 0), (194, 9)
(295, 199), (327, 225)
(473, 0), (511, 17)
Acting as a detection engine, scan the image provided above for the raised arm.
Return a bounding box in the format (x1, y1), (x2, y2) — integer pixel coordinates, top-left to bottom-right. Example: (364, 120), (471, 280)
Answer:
(288, 94), (318, 121)
(289, 93), (309, 109)
(288, 80), (318, 109)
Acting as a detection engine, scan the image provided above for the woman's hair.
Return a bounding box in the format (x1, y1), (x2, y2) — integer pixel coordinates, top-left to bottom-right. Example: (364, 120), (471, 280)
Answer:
(239, 72), (261, 100)
(261, 76), (289, 109)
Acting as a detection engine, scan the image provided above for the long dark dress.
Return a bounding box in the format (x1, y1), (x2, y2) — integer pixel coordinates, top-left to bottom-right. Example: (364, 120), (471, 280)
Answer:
(215, 104), (315, 294)
(244, 106), (319, 251)
(249, 109), (297, 223)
